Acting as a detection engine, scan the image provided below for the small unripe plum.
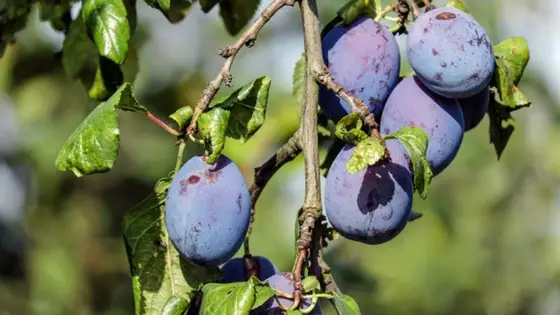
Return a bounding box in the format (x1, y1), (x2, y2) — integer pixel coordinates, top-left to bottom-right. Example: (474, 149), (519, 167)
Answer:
(407, 7), (495, 98)
(324, 141), (413, 245)
(164, 155), (251, 268)
(220, 256), (278, 283)
(319, 17), (401, 121)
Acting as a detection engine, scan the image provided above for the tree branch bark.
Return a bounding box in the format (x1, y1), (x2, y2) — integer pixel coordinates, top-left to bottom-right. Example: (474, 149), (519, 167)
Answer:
(293, 0), (323, 298)
(186, 0), (296, 136)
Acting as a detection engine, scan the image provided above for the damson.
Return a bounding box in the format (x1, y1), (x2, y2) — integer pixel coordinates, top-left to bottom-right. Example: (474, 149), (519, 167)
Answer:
(220, 256), (278, 283)
(324, 141), (413, 245)
(252, 273), (322, 315)
(459, 86), (490, 131)
(319, 17), (401, 121)
(380, 76), (464, 175)
(164, 155), (251, 268)
(407, 7), (495, 99)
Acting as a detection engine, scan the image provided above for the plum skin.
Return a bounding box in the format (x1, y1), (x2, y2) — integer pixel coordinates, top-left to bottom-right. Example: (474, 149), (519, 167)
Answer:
(164, 155), (251, 268)
(460, 86), (490, 131)
(220, 256), (278, 283)
(407, 7), (495, 99)
(252, 272), (322, 315)
(319, 17), (401, 122)
(324, 141), (413, 245)
(380, 76), (464, 176)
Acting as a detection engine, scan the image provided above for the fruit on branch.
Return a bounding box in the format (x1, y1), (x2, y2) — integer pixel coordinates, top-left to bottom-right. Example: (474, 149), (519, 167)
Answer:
(407, 7), (495, 99)
(324, 141), (413, 245)
(220, 255), (278, 283)
(319, 17), (401, 122)
(459, 86), (490, 131)
(380, 76), (464, 175)
(164, 155), (251, 268)
(253, 272), (322, 314)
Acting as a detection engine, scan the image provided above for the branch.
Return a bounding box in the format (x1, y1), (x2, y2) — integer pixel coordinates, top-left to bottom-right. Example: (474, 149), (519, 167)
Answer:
(291, 0), (323, 306)
(186, 0), (296, 136)
(404, 0), (420, 18)
(314, 70), (381, 139)
(243, 131), (302, 255)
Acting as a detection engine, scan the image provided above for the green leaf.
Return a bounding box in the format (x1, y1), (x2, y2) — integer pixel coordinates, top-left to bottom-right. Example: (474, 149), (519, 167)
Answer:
(162, 296), (189, 315)
(444, 0), (470, 13)
(333, 294), (361, 315)
(487, 92), (516, 159)
(143, 0), (193, 23)
(199, 277), (274, 315)
(491, 37), (531, 110)
(286, 311), (303, 315)
(169, 106), (194, 130)
(199, 0), (219, 12)
(302, 276), (320, 292)
(81, 0), (131, 64)
(335, 114), (368, 144)
(0, 1), (33, 58)
(62, 17), (98, 83)
(198, 108), (230, 164)
(211, 76), (271, 143)
(123, 176), (221, 315)
(38, 0), (77, 32)
(292, 53), (306, 109)
(337, 0), (376, 25)
(487, 37), (531, 158)
(88, 57), (125, 101)
(55, 83), (139, 176)
(346, 137), (386, 174)
(383, 126), (433, 199)
(219, 0), (260, 36)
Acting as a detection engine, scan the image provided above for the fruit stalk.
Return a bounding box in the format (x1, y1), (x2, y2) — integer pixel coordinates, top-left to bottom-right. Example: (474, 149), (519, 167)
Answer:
(185, 0), (296, 136)
(244, 131), (302, 255)
(293, 0), (323, 303)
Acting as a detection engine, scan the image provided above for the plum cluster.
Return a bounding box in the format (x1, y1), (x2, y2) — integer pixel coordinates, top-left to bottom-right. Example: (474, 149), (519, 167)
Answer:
(321, 7), (494, 245)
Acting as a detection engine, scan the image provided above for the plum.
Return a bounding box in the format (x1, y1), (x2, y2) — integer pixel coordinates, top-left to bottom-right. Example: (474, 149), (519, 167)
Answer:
(459, 86), (490, 131)
(220, 255), (278, 283)
(164, 155), (251, 268)
(319, 17), (401, 121)
(380, 76), (464, 175)
(253, 272), (322, 314)
(324, 141), (413, 245)
(407, 7), (495, 99)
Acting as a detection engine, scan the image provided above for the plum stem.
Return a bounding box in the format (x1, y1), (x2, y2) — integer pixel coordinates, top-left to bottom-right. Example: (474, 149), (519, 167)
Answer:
(244, 131), (302, 255)
(185, 0), (296, 137)
(374, 4), (396, 23)
(174, 140), (187, 173)
(146, 112), (182, 136)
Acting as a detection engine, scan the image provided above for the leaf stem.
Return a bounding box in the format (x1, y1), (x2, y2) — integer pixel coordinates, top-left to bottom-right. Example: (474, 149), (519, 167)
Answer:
(174, 140), (186, 173)
(146, 112), (182, 136)
(185, 0), (297, 137)
(244, 131), (302, 256)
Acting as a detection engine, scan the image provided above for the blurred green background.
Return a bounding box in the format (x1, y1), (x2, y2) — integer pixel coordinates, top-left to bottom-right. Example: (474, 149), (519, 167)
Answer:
(1, 0), (559, 314)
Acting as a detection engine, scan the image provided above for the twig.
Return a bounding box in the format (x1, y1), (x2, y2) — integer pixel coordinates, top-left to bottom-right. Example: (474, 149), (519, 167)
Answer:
(185, 0), (296, 136)
(243, 131), (302, 255)
(146, 112), (181, 136)
(292, 0), (323, 307)
(313, 67), (381, 140)
(405, 0), (421, 18)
